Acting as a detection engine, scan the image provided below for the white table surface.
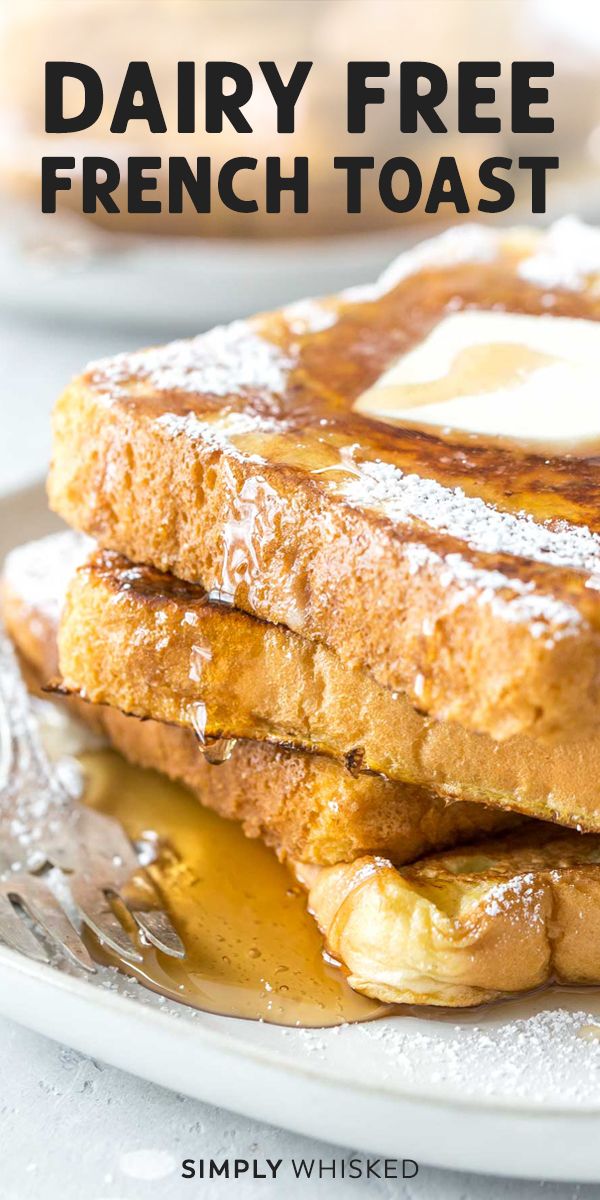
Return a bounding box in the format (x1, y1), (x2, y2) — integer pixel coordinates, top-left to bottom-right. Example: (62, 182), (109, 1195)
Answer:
(0, 311), (591, 1199)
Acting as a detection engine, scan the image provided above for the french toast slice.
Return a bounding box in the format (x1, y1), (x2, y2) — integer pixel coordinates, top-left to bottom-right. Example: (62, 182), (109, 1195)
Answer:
(48, 220), (600, 742)
(8, 545), (600, 1009)
(296, 825), (600, 1006)
(8, 538), (600, 1008)
(1, 534), (515, 865)
(56, 533), (600, 832)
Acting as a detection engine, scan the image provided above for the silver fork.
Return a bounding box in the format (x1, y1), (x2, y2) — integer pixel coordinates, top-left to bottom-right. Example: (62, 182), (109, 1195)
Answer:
(0, 623), (184, 971)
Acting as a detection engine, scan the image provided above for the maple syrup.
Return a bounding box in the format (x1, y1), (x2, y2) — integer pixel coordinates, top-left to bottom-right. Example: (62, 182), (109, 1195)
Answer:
(191, 700), (237, 764)
(78, 748), (388, 1027)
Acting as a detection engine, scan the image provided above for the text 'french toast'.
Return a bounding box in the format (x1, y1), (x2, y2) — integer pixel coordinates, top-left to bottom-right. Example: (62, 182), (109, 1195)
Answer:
(48, 220), (600, 742)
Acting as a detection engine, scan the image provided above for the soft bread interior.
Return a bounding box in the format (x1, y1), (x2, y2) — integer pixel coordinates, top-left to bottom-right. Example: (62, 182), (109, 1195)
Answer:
(296, 828), (600, 1006)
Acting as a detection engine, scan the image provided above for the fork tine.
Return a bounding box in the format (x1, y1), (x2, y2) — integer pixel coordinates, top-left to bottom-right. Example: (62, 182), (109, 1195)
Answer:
(17, 876), (96, 973)
(1, 623), (185, 978)
(127, 904), (185, 958)
(69, 875), (143, 962)
(119, 872), (185, 958)
(0, 888), (50, 963)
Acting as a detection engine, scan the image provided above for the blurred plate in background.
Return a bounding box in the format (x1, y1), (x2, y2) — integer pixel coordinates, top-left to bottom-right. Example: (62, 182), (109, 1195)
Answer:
(0, 206), (420, 335)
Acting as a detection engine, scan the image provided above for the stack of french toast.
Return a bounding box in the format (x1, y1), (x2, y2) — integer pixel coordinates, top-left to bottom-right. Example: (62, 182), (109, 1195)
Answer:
(5, 218), (600, 1009)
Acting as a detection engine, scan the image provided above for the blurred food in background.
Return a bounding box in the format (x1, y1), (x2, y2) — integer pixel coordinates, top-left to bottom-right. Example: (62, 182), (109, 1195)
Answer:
(0, 0), (598, 329)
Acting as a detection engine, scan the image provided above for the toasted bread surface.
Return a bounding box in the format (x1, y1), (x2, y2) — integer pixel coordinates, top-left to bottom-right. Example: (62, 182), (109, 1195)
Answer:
(57, 537), (600, 832)
(20, 657), (600, 1011)
(296, 825), (600, 1006)
(48, 222), (600, 741)
(2, 535), (515, 865)
(9, 535), (600, 1008)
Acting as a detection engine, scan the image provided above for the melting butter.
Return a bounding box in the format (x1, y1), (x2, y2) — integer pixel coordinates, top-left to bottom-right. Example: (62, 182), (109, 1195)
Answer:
(354, 310), (600, 448)
(79, 749), (387, 1027)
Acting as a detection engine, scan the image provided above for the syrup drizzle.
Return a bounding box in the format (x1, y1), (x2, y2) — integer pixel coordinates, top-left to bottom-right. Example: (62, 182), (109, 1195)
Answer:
(79, 748), (389, 1027)
(190, 701), (237, 765)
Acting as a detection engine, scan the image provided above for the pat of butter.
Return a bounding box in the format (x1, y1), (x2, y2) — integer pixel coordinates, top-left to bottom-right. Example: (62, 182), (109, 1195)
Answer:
(354, 310), (600, 446)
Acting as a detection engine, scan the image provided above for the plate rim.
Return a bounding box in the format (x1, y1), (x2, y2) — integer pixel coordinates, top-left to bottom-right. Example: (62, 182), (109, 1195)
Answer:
(0, 942), (596, 1119)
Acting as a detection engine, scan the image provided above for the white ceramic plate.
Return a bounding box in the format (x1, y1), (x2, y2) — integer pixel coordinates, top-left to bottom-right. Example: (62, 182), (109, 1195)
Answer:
(0, 204), (416, 335)
(3, 482), (600, 1184)
(1, 188), (598, 336)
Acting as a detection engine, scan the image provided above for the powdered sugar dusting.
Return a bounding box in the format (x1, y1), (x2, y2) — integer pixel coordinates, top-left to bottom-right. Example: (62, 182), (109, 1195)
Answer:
(355, 217), (600, 305)
(345, 224), (503, 304)
(154, 408), (279, 461)
(483, 873), (543, 921)
(283, 297), (338, 335)
(341, 459), (600, 579)
(84, 220), (600, 414)
(352, 1005), (600, 1105)
(3, 531), (93, 624)
(519, 216), (600, 292)
(88, 321), (295, 400)
(334, 459), (597, 631)
(405, 542), (581, 635)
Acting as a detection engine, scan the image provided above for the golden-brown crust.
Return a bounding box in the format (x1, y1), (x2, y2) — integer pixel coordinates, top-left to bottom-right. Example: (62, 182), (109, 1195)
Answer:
(11, 533), (600, 1008)
(16, 607), (600, 1012)
(2, 540), (516, 866)
(296, 826), (600, 1006)
(48, 224), (600, 741)
(56, 539), (600, 832)
(83, 715), (517, 867)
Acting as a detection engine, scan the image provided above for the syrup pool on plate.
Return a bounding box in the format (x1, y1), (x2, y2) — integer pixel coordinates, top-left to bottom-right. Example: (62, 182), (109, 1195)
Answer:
(78, 748), (388, 1027)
